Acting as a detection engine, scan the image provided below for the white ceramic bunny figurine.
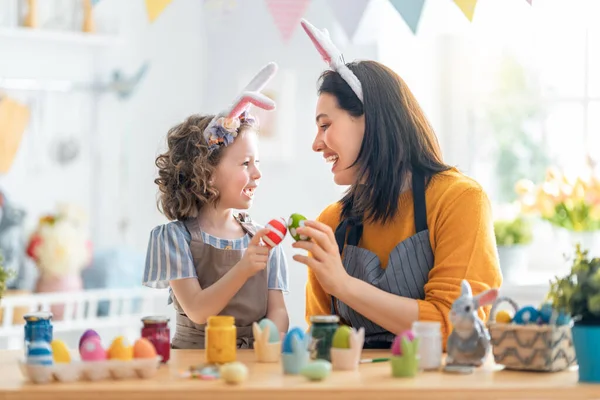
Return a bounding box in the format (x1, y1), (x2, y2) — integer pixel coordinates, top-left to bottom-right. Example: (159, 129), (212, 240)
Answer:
(445, 279), (499, 369)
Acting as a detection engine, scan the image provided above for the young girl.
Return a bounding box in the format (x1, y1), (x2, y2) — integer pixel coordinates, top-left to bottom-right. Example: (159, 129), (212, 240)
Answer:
(143, 63), (289, 349)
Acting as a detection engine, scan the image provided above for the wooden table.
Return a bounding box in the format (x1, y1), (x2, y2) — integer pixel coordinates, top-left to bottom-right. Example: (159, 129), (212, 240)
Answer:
(0, 349), (597, 399)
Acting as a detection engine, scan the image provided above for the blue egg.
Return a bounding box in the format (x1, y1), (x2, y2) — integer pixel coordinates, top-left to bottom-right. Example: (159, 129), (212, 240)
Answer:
(258, 318), (280, 343)
(282, 327), (305, 354)
(27, 341), (53, 366)
(539, 303), (553, 323)
(513, 306), (540, 325)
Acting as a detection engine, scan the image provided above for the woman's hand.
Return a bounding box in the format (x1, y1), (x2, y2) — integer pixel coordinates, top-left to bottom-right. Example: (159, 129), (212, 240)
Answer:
(292, 220), (350, 297)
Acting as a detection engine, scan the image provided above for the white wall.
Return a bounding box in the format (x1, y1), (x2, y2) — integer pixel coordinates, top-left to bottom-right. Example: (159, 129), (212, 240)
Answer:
(1, 0), (445, 331)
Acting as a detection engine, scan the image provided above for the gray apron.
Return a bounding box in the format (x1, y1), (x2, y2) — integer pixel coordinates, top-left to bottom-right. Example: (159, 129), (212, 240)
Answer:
(333, 169), (434, 348)
(171, 213), (268, 349)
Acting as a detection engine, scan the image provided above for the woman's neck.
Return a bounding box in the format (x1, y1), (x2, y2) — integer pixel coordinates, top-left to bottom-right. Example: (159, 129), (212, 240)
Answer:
(197, 205), (245, 239)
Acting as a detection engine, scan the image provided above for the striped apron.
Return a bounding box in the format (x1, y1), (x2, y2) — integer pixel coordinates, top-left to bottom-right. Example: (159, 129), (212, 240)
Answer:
(170, 213), (268, 349)
(332, 169), (434, 348)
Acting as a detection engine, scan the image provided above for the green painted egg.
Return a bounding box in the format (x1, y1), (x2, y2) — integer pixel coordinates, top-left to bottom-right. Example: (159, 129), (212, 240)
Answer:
(332, 325), (352, 349)
(288, 213), (308, 241)
(300, 360), (332, 381)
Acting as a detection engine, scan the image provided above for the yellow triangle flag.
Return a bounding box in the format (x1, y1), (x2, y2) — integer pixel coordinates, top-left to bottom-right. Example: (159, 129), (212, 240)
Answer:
(453, 0), (478, 22)
(0, 96), (30, 174)
(145, 0), (173, 23)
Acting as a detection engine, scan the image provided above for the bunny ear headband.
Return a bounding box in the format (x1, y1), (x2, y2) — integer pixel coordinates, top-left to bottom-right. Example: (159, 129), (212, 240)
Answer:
(203, 62), (278, 150)
(300, 18), (364, 103)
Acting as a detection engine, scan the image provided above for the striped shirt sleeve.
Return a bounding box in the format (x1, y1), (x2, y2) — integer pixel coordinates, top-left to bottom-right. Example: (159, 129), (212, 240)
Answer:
(267, 245), (289, 292)
(142, 221), (196, 289)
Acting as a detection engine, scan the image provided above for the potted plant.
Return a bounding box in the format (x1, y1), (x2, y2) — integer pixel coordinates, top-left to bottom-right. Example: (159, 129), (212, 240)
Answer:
(494, 216), (532, 283)
(546, 244), (600, 383)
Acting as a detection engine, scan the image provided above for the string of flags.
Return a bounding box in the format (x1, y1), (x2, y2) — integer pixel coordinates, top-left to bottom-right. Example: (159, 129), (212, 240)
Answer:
(91, 0), (533, 40)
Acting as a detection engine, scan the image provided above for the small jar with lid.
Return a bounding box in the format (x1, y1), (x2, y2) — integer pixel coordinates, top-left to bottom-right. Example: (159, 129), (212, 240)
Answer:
(23, 312), (53, 357)
(205, 316), (236, 364)
(141, 316), (171, 363)
(412, 321), (442, 370)
(309, 315), (340, 361)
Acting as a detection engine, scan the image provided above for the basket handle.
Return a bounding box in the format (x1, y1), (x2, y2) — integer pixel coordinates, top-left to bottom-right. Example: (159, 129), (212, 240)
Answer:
(487, 296), (519, 328)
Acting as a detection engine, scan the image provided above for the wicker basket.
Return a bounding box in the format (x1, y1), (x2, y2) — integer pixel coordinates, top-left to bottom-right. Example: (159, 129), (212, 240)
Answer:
(487, 297), (577, 372)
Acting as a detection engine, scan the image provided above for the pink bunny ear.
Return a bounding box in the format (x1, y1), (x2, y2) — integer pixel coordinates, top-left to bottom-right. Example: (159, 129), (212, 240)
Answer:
(227, 92), (275, 119)
(476, 288), (499, 307)
(300, 18), (364, 103)
(300, 19), (332, 64)
(225, 62), (278, 119)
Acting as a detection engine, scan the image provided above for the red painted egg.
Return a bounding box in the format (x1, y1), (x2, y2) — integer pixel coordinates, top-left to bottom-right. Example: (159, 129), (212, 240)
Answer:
(263, 218), (287, 248)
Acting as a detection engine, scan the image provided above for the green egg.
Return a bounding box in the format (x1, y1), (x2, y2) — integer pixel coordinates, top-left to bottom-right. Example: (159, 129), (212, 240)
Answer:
(300, 360), (332, 381)
(332, 325), (352, 349)
(288, 213), (309, 241)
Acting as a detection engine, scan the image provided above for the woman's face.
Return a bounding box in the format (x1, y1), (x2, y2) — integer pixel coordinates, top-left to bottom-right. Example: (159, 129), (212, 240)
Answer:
(312, 93), (365, 186)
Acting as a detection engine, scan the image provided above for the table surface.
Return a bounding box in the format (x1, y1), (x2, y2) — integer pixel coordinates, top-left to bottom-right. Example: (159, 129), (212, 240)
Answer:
(0, 349), (596, 400)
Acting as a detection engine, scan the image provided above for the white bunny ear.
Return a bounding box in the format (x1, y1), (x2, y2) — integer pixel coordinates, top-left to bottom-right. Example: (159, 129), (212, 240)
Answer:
(461, 280), (473, 297)
(300, 18), (364, 103)
(225, 62), (278, 119)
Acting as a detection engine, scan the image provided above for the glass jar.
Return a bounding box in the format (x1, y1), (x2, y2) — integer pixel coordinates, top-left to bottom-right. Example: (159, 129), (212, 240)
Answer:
(412, 321), (442, 370)
(205, 316), (236, 364)
(141, 316), (171, 363)
(309, 315), (340, 361)
(23, 312), (53, 357)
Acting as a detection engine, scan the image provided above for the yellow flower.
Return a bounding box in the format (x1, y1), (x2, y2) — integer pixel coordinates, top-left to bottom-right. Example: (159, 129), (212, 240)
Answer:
(545, 167), (562, 184)
(572, 178), (587, 201)
(536, 190), (556, 218)
(515, 179), (535, 197)
(590, 203), (600, 220)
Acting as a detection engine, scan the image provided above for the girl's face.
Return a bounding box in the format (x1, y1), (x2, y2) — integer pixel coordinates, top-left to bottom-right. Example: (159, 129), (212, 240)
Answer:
(312, 93), (365, 186)
(212, 129), (262, 210)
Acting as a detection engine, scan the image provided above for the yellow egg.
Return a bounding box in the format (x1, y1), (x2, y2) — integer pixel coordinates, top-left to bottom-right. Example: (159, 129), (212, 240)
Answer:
(51, 339), (71, 363)
(133, 338), (157, 359)
(495, 310), (513, 323)
(107, 336), (133, 360)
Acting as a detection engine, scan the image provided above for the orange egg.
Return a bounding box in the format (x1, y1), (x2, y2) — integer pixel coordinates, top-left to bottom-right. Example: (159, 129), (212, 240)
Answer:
(133, 338), (157, 359)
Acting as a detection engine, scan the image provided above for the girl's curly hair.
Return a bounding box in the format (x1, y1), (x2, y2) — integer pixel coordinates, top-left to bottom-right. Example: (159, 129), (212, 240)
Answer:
(154, 114), (258, 221)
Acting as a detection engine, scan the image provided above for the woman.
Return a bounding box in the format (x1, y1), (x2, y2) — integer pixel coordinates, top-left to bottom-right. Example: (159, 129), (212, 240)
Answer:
(292, 19), (502, 348)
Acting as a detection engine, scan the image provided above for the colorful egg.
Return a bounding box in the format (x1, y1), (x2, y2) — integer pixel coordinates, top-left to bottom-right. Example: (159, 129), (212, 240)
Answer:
(50, 339), (71, 363)
(79, 337), (107, 361)
(263, 218), (287, 248)
(332, 325), (352, 349)
(79, 329), (100, 348)
(220, 362), (248, 384)
(258, 318), (280, 343)
(27, 341), (53, 366)
(495, 310), (513, 323)
(282, 327), (305, 354)
(513, 306), (540, 325)
(287, 213), (308, 241)
(391, 330), (415, 356)
(133, 338), (157, 359)
(107, 336), (133, 360)
(300, 360), (331, 381)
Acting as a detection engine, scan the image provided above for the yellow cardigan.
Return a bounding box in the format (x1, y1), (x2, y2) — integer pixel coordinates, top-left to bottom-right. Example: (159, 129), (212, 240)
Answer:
(305, 168), (503, 346)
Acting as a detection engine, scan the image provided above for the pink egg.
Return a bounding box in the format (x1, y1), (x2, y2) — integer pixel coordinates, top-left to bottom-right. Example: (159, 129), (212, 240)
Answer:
(79, 337), (107, 361)
(391, 330), (415, 356)
(79, 329), (100, 348)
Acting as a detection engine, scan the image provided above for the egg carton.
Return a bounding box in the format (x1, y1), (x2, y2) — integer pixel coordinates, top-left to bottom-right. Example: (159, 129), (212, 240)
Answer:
(18, 357), (162, 384)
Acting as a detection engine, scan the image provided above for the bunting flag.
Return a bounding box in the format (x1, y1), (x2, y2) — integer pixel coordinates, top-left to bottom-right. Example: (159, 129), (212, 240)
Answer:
(0, 96), (30, 174)
(389, 0), (426, 34)
(265, 0), (311, 42)
(326, 0), (370, 40)
(145, 0), (173, 23)
(91, 0), (101, 6)
(453, 0), (478, 22)
(526, 0), (532, 4)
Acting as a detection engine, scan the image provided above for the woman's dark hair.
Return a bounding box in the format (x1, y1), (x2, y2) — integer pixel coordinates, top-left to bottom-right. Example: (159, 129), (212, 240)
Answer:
(318, 60), (451, 224)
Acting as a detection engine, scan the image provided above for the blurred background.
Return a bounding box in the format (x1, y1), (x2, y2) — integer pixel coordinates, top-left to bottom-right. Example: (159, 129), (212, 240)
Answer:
(1, 0), (600, 348)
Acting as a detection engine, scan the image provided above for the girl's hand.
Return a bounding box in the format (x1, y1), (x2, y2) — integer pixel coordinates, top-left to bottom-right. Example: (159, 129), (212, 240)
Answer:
(292, 220), (350, 296)
(236, 228), (271, 279)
